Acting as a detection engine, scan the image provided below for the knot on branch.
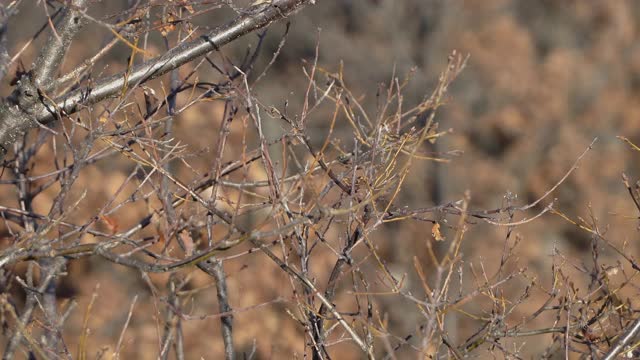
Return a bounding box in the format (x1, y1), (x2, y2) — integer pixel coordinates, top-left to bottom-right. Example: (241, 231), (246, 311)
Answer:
(8, 71), (39, 113)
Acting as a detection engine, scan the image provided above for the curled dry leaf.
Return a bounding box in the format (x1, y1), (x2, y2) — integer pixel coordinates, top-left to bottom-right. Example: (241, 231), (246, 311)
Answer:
(431, 222), (444, 241)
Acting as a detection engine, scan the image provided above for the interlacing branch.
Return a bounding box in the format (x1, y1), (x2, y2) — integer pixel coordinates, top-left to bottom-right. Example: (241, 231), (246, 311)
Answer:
(0, 0), (316, 156)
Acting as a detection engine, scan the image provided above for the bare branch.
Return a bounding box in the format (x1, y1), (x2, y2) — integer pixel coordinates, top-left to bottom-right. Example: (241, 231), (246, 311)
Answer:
(0, 2), (12, 82)
(0, 0), (315, 157)
(32, 0), (87, 91)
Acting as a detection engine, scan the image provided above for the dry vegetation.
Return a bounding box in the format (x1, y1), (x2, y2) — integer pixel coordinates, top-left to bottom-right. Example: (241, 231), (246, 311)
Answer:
(1, 1), (640, 359)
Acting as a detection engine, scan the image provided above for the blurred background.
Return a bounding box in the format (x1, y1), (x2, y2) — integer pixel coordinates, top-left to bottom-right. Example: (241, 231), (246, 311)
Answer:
(2, 0), (640, 358)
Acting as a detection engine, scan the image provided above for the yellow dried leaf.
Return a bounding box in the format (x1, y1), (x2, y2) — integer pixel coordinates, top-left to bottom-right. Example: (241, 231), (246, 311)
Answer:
(431, 223), (444, 241)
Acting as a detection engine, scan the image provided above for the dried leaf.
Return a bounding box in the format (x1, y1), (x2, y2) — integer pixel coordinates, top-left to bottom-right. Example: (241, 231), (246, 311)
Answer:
(431, 223), (444, 241)
(157, 12), (177, 37)
(179, 231), (195, 257)
(179, 0), (195, 14)
(143, 86), (159, 116)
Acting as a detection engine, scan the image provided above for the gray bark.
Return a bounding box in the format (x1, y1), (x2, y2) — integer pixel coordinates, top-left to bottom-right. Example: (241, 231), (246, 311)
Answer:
(0, 0), (314, 157)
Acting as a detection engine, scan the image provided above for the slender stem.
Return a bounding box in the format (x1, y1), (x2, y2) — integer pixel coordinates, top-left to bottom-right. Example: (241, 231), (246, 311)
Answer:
(211, 260), (235, 360)
(3, 261), (64, 359)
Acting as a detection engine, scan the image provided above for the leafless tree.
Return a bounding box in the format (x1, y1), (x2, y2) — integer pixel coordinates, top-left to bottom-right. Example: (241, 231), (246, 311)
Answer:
(1, 1), (640, 359)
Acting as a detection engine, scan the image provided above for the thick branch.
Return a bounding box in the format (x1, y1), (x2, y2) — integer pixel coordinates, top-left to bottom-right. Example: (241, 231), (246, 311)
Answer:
(0, 0), (314, 156)
(602, 317), (640, 360)
(0, 3), (11, 82)
(32, 0), (87, 91)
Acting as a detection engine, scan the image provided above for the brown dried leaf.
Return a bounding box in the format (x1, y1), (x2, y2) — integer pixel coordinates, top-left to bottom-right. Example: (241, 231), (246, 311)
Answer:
(179, 231), (195, 257)
(156, 12), (177, 37)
